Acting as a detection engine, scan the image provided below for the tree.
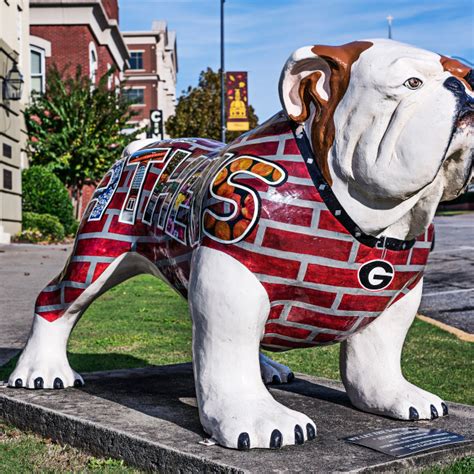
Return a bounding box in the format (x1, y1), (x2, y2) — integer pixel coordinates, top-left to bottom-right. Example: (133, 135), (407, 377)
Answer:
(24, 65), (143, 216)
(166, 68), (258, 143)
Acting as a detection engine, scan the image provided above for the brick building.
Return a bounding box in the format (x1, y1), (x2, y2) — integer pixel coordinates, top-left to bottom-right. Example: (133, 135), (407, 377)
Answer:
(25, 2), (179, 219)
(123, 21), (178, 138)
(29, 0), (129, 93)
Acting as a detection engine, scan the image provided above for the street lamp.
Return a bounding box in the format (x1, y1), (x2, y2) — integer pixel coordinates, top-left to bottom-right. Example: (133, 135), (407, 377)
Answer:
(220, 0), (226, 143)
(2, 63), (24, 101)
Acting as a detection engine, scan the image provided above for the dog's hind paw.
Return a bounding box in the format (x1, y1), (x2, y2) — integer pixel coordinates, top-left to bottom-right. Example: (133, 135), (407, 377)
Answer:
(259, 353), (294, 384)
(351, 381), (448, 421)
(8, 352), (84, 390)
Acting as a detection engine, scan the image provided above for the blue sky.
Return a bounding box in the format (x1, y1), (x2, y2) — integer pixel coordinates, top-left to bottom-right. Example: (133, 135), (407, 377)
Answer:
(119, 0), (474, 121)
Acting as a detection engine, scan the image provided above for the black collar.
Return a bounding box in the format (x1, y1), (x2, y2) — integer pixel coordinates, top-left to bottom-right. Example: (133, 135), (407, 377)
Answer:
(291, 122), (416, 251)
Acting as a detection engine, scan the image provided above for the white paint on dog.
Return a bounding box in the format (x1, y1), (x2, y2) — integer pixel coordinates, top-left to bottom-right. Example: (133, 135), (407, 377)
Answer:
(189, 246), (316, 449)
(9, 39), (472, 450)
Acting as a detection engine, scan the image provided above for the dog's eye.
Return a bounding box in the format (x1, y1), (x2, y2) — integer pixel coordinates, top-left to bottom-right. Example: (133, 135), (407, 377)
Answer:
(404, 77), (423, 90)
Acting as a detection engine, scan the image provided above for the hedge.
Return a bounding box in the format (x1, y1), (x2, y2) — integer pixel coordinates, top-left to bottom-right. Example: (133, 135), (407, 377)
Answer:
(22, 166), (76, 235)
(22, 211), (65, 242)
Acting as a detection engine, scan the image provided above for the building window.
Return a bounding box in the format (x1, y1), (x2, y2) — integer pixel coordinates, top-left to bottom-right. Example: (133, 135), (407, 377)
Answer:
(123, 88), (145, 105)
(89, 42), (98, 84)
(129, 51), (144, 70)
(3, 144), (12, 159)
(106, 63), (113, 89)
(30, 47), (45, 94)
(3, 170), (13, 190)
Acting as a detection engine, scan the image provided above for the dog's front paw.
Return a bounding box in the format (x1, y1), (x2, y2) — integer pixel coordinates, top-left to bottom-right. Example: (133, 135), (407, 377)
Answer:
(201, 392), (316, 450)
(8, 350), (83, 390)
(259, 353), (294, 384)
(352, 381), (448, 421)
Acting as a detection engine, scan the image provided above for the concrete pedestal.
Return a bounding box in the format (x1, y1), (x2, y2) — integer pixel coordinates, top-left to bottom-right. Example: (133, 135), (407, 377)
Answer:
(0, 364), (472, 473)
(0, 226), (11, 245)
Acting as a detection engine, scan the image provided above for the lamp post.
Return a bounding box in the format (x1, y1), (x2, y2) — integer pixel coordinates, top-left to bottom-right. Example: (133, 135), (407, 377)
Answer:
(2, 62), (24, 101)
(220, 0), (226, 143)
(387, 15), (393, 40)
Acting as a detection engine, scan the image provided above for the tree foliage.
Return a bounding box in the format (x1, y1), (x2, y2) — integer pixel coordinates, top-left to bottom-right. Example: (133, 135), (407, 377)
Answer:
(166, 68), (258, 143)
(24, 65), (143, 196)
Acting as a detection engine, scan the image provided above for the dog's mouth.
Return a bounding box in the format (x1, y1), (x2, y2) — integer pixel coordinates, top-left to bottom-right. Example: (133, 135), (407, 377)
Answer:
(456, 107), (474, 129)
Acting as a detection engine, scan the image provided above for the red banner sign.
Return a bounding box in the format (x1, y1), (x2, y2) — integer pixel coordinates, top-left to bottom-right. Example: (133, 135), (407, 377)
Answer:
(226, 71), (249, 132)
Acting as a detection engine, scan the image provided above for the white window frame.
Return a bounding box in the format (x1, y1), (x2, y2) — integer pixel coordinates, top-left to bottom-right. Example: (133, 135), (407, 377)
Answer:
(30, 46), (46, 94)
(124, 86), (146, 106)
(129, 50), (145, 71)
(106, 63), (113, 89)
(89, 42), (98, 84)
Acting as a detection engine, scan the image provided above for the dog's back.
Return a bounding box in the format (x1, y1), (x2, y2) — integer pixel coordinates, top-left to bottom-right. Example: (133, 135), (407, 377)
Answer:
(35, 137), (226, 322)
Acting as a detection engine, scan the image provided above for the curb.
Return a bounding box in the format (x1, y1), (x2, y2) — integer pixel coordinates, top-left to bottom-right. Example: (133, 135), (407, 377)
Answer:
(417, 314), (474, 342)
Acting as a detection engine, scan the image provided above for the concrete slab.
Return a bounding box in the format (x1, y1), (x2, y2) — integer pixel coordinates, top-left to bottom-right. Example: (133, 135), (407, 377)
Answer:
(0, 364), (472, 473)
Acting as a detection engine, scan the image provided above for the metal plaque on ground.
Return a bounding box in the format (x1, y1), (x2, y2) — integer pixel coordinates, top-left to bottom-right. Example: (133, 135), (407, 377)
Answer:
(345, 427), (467, 457)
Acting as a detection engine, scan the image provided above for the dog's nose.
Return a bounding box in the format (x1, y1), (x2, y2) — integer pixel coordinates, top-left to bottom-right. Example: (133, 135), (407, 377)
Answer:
(464, 69), (474, 89)
(459, 93), (474, 121)
(444, 76), (465, 95)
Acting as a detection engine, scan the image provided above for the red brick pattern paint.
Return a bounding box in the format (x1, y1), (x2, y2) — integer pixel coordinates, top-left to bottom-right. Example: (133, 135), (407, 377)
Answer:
(201, 114), (433, 351)
(34, 138), (223, 323)
(34, 114), (433, 353)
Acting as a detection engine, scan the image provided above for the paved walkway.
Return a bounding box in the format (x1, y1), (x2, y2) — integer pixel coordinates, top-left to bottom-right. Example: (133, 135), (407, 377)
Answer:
(0, 214), (471, 366)
(420, 214), (474, 334)
(0, 243), (71, 365)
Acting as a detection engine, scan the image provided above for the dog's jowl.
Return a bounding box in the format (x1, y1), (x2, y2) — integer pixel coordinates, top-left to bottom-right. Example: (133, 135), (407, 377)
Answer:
(10, 39), (473, 451)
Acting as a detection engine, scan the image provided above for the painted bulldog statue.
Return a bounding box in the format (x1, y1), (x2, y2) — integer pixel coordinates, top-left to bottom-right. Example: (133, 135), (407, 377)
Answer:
(9, 39), (473, 450)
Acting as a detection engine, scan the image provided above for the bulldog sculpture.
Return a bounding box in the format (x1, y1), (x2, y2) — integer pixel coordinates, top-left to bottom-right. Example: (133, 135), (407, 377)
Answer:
(10, 39), (473, 450)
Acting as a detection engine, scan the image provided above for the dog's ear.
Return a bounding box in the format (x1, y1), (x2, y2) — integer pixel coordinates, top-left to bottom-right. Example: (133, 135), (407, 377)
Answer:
(279, 46), (331, 123)
(279, 42), (372, 184)
(279, 42), (372, 123)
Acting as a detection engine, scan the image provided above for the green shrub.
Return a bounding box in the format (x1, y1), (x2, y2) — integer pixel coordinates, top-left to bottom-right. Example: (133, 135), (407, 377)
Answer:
(22, 165), (76, 235)
(22, 211), (65, 242)
(13, 228), (45, 244)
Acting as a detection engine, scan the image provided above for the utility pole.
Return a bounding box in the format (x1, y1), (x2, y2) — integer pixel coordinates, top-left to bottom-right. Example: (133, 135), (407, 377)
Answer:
(387, 15), (393, 39)
(220, 0), (226, 143)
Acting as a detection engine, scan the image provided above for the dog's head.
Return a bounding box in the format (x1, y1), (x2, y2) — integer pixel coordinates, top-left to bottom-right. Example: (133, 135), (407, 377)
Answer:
(279, 39), (473, 205)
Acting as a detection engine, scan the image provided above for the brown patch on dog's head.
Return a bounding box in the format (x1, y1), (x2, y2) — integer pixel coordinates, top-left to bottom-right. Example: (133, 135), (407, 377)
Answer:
(440, 56), (473, 91)
(280, 41), (372, 184)
(309, 42), (372, 184)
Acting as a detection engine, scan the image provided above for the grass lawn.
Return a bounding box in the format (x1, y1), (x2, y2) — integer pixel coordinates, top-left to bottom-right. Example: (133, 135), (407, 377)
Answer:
(1, 274), (472, 472)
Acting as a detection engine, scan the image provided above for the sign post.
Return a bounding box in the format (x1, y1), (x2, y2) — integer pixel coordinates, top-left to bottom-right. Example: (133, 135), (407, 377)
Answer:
(149, 109), (164, 140)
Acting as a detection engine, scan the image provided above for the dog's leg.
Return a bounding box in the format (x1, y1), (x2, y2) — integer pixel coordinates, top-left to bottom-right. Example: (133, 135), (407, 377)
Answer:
(8, 252), (154, 389)
(189, 246), (316, 449)
(259, 353), (294, 385)
(340, 278), (448, 420)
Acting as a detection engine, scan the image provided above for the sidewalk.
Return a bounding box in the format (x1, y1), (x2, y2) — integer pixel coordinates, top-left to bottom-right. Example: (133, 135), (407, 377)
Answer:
(0, 243), (71, 365)
(420, 214), (474, 334)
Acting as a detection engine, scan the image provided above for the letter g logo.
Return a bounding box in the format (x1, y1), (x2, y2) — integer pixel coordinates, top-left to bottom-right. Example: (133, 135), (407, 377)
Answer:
(358, 260), (395, 291)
